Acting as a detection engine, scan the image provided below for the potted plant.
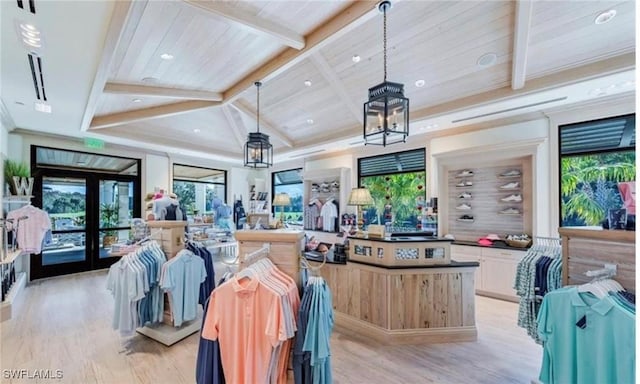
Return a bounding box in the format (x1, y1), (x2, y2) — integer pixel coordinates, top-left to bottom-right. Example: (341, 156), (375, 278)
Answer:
(100, 203), (119, 247)
(4, 159), (32, 196)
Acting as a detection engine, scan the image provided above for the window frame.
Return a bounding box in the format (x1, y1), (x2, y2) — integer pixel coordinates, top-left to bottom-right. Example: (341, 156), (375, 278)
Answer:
(171, 164), (227, 215)
(271, 168), (303, 218)
(558, 114), (636, 227)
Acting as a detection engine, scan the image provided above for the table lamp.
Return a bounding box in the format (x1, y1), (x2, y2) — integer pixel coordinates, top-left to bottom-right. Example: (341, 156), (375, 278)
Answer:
(272, 193), (291, 225)
(348, 187), (374, 233)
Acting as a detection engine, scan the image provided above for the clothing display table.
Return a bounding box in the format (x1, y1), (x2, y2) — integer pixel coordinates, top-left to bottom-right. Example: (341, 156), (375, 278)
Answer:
(306, 258), (479, 344)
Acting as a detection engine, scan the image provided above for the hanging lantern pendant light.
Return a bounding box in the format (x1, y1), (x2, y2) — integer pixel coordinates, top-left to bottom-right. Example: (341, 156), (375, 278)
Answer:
(244, 81), (273, 168)
(363, 0), (409, 147)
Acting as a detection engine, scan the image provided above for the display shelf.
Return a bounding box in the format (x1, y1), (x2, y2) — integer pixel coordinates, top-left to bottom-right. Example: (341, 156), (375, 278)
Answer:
(498, 212), (522, 216)
(1, 249), (24, 265)
(456, 218), (475, 223)
(0, 272), (27, 322)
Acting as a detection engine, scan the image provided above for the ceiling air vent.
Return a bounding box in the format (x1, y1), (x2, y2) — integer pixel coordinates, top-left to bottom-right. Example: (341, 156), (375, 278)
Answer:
(16, 0), (36, 13)
(451, 97), (567, 124)
(27, 53), (46, 101)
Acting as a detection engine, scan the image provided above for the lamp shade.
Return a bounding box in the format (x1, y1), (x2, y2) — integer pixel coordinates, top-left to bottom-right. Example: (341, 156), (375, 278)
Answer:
(272, 192), (291, 207)
(348, 188), (374, 206)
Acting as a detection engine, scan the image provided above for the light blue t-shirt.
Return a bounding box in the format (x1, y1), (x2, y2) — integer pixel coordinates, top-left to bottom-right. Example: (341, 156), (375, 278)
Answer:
(302, 281), (334, 384)
(161, 250), (207, 327)
(537, 287), (635, 384)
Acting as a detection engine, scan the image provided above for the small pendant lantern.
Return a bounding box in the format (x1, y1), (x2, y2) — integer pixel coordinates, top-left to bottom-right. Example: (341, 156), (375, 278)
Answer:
(363, 0), (409, 146)
(244, 81), (273, 168)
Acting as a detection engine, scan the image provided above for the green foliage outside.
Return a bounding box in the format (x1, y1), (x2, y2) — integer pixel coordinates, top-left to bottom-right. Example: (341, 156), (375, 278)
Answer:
(100, 203), (119, 235)
(561, 151), (635, 226)
(360, 171), (426, 226)
(173, 181), (222, 214)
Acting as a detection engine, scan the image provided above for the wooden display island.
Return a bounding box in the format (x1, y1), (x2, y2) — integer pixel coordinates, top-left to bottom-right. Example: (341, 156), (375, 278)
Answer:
(309, 236), (479, 344)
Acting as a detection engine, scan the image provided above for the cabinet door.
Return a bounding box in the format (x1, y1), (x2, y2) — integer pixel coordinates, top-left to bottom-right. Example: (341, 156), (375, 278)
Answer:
(451, 246), (482, 291)
(481, 255), (520, 298)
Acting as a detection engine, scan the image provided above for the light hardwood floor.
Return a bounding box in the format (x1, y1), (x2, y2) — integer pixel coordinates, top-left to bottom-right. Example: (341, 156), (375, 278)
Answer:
(1, 270), (542, 383)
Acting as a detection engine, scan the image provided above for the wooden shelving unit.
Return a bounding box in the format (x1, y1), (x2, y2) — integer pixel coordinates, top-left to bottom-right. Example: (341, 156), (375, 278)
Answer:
(0, 272), (27, 322)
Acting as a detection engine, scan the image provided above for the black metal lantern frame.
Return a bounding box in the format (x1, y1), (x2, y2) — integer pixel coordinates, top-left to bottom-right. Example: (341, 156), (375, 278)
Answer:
(363, 81), (409, 146)
(363, 0), (409, 147)
(244, 132), (273, 168)
(244, 81), (273, 168)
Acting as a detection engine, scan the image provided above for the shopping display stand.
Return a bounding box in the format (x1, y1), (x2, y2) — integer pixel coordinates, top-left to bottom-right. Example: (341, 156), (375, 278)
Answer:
(135, 220), (201, 346)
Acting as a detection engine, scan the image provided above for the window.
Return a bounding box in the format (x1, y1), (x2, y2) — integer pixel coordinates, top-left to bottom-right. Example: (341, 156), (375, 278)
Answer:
(271, 168), (303, 224)
(358, 149), (426, 228)
(172, 164), (226, 217)
(559, 114), (636, 228)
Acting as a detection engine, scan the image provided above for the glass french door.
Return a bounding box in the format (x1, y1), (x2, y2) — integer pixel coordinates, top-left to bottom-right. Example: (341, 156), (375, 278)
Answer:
(31, 171), (140, 279)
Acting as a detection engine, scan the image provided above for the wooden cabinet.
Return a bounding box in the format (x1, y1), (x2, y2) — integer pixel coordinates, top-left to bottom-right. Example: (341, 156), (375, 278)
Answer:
(450, 245), (481, 291)
(312, 260), (477, 344)
(451, 244), (525, 302)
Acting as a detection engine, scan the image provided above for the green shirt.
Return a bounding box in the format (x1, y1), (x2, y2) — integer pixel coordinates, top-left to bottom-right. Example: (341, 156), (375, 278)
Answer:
(537, 287), (635, 384)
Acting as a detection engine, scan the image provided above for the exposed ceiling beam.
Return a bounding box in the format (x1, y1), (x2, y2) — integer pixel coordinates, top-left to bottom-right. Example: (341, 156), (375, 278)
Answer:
(90, 100), (219, 129)
(221, 105), (247, 150)
(223, 0), (379, 104)
(511, 0), (533, 90)
(181, 0), (305, 50)
(412, 53), (636, 122)
(230, 101), (293, 147)
(79, 0), (148, 132)
(103, 82), (223, 101)
(309, 52), (363, 124)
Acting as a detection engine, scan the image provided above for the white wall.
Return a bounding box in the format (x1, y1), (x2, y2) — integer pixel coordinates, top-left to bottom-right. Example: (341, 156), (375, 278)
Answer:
(146, 154), (170, 195)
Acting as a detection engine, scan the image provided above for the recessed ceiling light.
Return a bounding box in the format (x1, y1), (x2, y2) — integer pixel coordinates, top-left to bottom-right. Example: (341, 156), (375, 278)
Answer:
(160, 53), (174, 60)
(304, 79), (312, 87)
(132, 98), (142, 103)
(307, 119), (314, 125)
(193, 128), (201, 133)
(595, 9), (616, 24)
(352, 55), (361, 63)
(415, 79), (425, 87)
(477, 52), (497, 68)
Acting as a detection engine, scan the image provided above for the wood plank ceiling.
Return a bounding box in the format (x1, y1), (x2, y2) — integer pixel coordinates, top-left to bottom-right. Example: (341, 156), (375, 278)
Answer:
(86, 0), (636, 160)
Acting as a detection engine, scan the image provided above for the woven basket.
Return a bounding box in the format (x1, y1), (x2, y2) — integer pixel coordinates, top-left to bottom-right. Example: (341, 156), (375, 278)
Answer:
(505, 238), (532, 248)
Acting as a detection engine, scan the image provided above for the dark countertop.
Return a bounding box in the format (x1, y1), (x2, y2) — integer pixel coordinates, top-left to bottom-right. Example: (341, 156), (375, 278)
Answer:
(348, 259), (479, 269)
(452, 240), (530, 251)
(303, 252), (347, 265)
(348, 236), (454, 243)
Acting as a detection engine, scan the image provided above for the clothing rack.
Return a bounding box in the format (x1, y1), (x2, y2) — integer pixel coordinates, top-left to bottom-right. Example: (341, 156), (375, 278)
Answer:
(242, 243), (270, 266)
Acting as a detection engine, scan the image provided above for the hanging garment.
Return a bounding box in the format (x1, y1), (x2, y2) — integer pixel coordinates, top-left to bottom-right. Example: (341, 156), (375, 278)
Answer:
(294, 276), (334, 384)
(304, 202), (320, 230)
(6, 205), (52, 253)
(196, 276), (228, 384)
(107, 241), (167, 335)
(187, 242), (216, 307)
(162, 203), (184, 221)
(201, 258), (299, 384)
(160, 249), (207, 327)
(320, 199), (338, 232)
(537, 287), (635, 384)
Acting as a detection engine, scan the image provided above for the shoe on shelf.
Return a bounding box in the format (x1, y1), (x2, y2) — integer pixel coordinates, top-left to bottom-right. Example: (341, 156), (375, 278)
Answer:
(457, 215), (474, 222)
(456, 170), (474, 177)
(456, 181), (466, 187)
(500, 194), (522, 202)
(456, 203), (472, 210)
(500, 169), (521, 177)
(500, 181), (520, 190)
(500, 208), (521, 215)
(465, 180), (473, 186)
(458, 192), (472, 199)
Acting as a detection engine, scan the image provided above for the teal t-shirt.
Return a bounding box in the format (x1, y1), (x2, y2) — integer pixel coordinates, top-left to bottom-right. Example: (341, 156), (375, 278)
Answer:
(537, 287), (635, 384)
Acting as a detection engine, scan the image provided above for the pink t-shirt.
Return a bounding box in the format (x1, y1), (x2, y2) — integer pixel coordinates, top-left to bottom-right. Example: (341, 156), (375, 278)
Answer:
(7, 205), (52, 253)
(202, 276), (287, 384)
